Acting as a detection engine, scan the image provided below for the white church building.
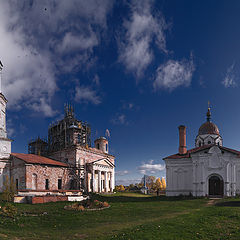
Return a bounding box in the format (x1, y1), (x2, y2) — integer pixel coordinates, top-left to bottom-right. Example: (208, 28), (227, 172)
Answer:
(164, 107), (240, 197)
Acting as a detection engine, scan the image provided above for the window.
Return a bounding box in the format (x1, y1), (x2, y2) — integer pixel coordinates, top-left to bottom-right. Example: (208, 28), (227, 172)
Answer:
(16, 179), (19, 190)
(58, 179), (62, 190)
(32, 174), (37, 190)
(199, 142), (202, 147)
(208, 141), (211, 144)
(65, 158), (68, 163)
(78, 134), (81, 143)
(45, 179), (49, 190)
(97, 143), (100, 149)
(106, 144), (108, 152)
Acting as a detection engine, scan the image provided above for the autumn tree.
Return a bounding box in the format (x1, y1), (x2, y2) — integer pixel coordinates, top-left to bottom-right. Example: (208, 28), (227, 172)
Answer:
(115, 185), (125, 192)
(155, 178), (163, 195)
(161, 177), (166, 190)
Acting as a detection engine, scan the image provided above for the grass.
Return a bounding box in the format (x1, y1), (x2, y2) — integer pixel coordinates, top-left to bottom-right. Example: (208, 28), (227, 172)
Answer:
(1, 192), (240, 239)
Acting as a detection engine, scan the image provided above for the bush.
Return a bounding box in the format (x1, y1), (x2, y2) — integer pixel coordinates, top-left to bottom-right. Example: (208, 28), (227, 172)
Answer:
(64, 199), (110, 211)
(103, 202), (109, 207)
(0, 203), (17, 218)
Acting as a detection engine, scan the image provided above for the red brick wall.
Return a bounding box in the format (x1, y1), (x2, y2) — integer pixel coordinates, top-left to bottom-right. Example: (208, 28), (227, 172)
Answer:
(32, 195), (68, 204)
(25, 164), (70, 190)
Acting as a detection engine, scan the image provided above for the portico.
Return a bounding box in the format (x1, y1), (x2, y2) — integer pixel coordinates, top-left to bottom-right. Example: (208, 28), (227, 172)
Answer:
(88, 158), (115, 193)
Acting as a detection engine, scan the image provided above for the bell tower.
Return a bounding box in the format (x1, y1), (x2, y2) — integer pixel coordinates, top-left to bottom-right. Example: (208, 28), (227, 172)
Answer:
(0, 61), (11, 159)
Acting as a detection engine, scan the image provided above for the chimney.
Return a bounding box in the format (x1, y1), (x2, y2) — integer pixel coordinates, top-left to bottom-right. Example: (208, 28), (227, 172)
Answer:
(178, 125), (187, 155)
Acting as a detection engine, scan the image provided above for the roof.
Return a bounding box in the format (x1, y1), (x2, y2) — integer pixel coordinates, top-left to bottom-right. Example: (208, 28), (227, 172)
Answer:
(163, 144), (240, 160)
(11, 153), (68, 167)
(198, 121), (220, 135)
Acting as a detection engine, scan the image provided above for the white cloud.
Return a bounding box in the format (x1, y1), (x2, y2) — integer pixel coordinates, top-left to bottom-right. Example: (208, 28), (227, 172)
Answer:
(56, 31), (98, 54)
(153, 58), (195, 91)
(115, 170), (129, 176)
(138, 160), (165, 175)
(116, 179), (140, 186)
(0, 0), (113, 116)
(111, 114), (127, 125)
(222, 63), (237, 88)
(75, 86), (101, 105)
(30, 98), (58, 117)
(118, 0), (167, 78)
(93, 74), (100, 86)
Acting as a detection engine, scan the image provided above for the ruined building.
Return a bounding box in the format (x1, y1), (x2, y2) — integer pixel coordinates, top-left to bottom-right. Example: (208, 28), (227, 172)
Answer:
(0, 64), (115, 202)
(27, 104), (115, 193)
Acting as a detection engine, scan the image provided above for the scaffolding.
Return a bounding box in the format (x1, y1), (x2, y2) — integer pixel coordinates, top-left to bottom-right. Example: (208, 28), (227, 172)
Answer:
(47, 104), (91, 153)
(28, 137), (48, 156)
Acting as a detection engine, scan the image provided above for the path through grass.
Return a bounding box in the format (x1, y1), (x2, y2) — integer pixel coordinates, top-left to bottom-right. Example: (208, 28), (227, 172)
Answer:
(0, 193), (239, 239)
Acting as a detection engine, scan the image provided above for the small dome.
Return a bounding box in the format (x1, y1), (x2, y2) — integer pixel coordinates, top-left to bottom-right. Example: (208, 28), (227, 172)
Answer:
(198, 121), (220, 135)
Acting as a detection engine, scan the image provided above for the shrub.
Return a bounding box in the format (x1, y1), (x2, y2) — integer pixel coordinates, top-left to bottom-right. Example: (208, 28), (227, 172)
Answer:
(78, 205), (84, 211)
(1, 203), (17, 218)
(103, 202), (109, 207)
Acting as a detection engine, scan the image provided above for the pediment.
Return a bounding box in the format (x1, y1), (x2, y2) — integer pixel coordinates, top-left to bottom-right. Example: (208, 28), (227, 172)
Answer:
(90, 158), (115, 167)
(209, 146), (221, 154)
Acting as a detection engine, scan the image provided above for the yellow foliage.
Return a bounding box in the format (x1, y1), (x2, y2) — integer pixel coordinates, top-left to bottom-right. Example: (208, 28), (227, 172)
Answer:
(161, 177), (166, 190)
(155, 178), (163, 190)
(115, 185), (125, 191)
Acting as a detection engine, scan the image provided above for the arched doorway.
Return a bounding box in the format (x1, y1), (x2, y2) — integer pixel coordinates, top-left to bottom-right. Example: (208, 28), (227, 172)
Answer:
(208, 175), (223, 196)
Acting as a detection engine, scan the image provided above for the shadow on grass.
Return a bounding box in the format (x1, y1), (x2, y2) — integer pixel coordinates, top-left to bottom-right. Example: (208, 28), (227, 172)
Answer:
(90, 194), (204, 203)
(215, 201), (240, 207)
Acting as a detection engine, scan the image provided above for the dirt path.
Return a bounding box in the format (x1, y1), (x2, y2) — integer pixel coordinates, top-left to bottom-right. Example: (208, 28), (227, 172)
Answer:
(206, 198), (222, 206)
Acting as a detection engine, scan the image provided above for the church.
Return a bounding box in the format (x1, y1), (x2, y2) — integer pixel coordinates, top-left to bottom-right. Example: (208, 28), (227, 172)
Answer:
(0, 64), (115, 203)
(164, 106), (240, 197)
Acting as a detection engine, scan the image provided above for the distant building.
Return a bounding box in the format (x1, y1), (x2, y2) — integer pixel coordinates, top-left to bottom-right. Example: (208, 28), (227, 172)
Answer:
(164, 106), (240, 197)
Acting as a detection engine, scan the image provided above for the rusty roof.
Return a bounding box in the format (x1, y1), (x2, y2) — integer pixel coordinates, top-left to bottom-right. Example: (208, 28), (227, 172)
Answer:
(198, 121), (220, 135)
(163, 145), (240, 160)
(11, 153), (68, 167)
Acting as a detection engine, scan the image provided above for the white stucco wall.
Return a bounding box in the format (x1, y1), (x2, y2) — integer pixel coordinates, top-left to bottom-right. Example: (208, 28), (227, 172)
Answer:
(164, 145), (240, 197)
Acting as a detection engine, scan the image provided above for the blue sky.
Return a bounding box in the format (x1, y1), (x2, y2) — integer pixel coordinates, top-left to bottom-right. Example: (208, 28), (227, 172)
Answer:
(1, 0), (240, 185)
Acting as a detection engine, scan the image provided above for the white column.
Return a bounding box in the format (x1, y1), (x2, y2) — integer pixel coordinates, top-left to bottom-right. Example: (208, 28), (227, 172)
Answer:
(98, 170), (101, 192)
(110, 169), (114, 192)
(104, 171), (107, 192)
(92, 171), (95, 192)
(109, 172), (112, 191)
(112, 168), (115, 191)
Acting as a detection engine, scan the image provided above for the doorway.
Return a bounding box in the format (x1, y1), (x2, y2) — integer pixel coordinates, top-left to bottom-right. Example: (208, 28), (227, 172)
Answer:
(208, 175), (223, 196)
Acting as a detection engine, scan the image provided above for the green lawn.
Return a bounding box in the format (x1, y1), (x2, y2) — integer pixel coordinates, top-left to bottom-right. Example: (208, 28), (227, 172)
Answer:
(1, 193), (240, 239)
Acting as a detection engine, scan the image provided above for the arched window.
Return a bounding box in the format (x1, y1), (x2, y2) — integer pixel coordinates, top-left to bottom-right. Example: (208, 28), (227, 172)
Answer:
(97, 143), (100, 149)
(208, 141), (211, 144)
(199, 142), (202, 147)
(32, 174), (37, 190)
(106, 144), (108, 152)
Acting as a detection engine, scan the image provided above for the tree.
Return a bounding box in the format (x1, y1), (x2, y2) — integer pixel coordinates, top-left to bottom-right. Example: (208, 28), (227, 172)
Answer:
(119, 185), (125, 191)
(161, 177), (166, 190)
(141, 175), (156, 192)
(2, 176), (16, 202)
(155, 178), (163, 194)
(115, 185), (125, 192)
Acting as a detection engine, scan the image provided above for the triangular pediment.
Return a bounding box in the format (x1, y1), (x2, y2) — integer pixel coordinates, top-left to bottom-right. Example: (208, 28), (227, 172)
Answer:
(90, 158), (115, 167)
